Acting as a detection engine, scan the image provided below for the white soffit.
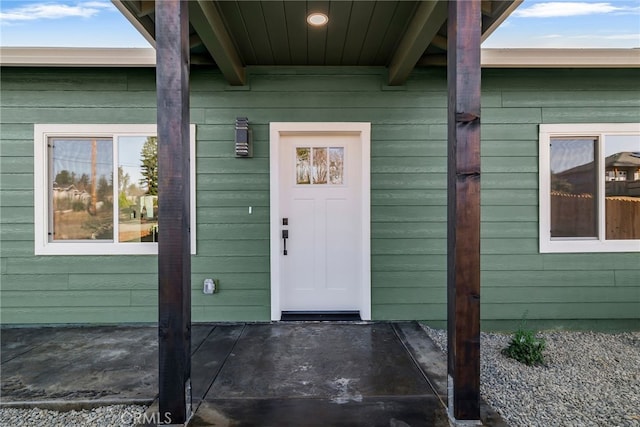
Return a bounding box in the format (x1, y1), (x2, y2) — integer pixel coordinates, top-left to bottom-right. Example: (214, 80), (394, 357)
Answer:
(1, 47), (638, 68)
(482, 48), (640, 68)
(0, 47), (156, 67)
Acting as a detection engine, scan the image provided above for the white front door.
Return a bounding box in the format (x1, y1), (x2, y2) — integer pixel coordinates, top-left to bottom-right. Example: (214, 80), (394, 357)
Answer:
(270, 123), (371, 320)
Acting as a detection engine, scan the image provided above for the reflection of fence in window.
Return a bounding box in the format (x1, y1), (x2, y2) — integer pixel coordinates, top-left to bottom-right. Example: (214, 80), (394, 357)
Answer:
(551, 192), (597, 238)
(606, 196), (640, 240)
(551, 192), (640, 240)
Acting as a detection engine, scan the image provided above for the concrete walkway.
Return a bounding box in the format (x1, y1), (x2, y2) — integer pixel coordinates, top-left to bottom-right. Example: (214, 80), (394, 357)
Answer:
(1, 322), (505, 426)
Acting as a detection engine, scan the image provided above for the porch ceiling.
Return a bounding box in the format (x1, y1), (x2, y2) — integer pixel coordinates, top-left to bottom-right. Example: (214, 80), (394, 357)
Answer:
(114, 0), (520, 85)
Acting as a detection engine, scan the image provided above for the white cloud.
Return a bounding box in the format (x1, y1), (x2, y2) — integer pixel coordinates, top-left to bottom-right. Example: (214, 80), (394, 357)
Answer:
(571, 33), (640, 40)
(513, 2), (625, 18)
(0, 1), (114, 23)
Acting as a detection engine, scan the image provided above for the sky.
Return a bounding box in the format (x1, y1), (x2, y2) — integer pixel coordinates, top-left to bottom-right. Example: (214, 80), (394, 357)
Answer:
(0, 0), (639, 48)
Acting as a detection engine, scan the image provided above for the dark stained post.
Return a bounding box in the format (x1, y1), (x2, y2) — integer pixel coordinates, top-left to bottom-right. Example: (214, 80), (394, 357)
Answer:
(156, 0), (192, 424)
(447, 0), (481, 421)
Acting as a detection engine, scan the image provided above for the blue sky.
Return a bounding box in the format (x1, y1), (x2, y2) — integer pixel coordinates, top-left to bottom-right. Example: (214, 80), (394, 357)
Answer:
(1, 0), (639, 48)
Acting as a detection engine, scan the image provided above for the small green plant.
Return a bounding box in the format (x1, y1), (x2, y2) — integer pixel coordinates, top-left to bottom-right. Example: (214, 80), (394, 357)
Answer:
(501, 317), (546, 366)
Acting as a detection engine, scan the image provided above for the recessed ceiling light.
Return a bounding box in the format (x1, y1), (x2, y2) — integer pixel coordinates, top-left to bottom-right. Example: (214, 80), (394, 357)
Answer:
(307, 13), (328, 27)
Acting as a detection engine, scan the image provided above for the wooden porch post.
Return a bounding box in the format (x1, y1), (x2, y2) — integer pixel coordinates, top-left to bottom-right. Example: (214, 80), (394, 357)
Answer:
(447, 0), (481, 420)
(156, 0), (192, 424)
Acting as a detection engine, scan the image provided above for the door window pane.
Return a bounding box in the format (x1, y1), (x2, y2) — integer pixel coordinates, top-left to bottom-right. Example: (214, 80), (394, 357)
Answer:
(296, 146), (344, 186)
(329, 147), (344, 184)
(604, 135), (640, 240)
(296, 147), (311, 184)
(312, 147), (328, 184)
(549, 138), (598, 238)
(51, 138), (113, 241)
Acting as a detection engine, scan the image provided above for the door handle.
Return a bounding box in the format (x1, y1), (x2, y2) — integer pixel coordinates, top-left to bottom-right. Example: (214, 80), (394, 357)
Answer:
(282, 229), (289, 255)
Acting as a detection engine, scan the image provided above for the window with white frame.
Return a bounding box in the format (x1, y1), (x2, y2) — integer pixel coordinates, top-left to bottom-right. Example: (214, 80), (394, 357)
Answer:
(34, 124), (196, 255)
(539, 123), (640, 253)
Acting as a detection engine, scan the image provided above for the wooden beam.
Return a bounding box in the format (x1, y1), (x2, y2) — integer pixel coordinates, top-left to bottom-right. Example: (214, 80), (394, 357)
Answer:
(431, 34), (448, 50)
(418, 54), (447, 67)
(139, 0), (155, 17)
(387, 0), (448, 85)
(189, 0), (246, 85)
(190, 33), (203, 49)
(156, 0), (192, 424)
(447, 0), (482, 421)
(481, 0), (493, 16)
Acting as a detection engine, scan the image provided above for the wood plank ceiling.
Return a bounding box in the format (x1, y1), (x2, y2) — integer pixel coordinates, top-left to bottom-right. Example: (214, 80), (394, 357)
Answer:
(115, 0), (519, 85)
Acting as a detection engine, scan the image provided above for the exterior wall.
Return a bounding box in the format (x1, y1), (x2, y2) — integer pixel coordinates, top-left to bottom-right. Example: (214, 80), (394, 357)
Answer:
(1, 66), (638, 328)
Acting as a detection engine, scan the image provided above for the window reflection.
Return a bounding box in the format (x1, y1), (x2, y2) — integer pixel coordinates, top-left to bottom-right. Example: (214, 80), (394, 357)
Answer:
(51, 138), (113, 241)
(312, 147), (328, 184)
(604, 135), (640, 240)
(549, 138), (598, 238)
(49, 135), (160, 243)
(296, 146), (344, 186)
(118, 136), (158, 243)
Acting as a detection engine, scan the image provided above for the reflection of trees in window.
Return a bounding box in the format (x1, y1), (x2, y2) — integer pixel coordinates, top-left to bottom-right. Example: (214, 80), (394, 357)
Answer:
(550, 175), (573, 193)
(329, 147), (344, 184)
(313, 148), (328, 184)
(49, 136), (162, 243)
(296, 148), (310, 184)
(140, 137), (158, 195)
(296, 146), (344, 185)
(119, 136), (158, 243)
(54, 170), (74, 186)
(51, 138), (113, 240)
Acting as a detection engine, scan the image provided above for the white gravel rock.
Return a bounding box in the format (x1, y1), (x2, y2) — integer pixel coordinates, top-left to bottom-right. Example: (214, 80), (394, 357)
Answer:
(0, 404), (147, 427)
(420, 324), (640, 427)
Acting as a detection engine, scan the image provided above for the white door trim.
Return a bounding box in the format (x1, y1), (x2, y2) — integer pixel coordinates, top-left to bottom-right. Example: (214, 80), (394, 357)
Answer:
(269, 122), (371, 321)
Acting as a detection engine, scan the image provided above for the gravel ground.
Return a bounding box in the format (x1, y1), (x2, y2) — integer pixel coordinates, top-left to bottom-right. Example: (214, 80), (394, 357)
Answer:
(421, 324), (640, 427)
(0, 405), (147, 427)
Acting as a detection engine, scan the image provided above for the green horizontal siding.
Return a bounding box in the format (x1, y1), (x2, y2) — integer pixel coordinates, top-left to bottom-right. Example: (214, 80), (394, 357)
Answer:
(0, 173), (33, 190)
(0, 307), (156, 324)
(502, 91), (640, 108)
(482, 270), (616, 287)
(1, 66), (638, 327)
(2, 290), (131, 307)
(372, 222), (446, 239)
(0, 207), (34, 224)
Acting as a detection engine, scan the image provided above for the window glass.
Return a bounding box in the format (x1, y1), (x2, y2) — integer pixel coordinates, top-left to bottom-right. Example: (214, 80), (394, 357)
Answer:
(549, 138), (598, 238)
(604, 135), (640, 240)
(50, 138), (113, 241)
(329, 147), (344, 184)
(296, 146), (345, 185)
(296, 147), (310, 184)
(118, 136), (158, 243)
(312, 147), (328, 184)
(540, 123), (640, 253)
(34, 124), (196, 255)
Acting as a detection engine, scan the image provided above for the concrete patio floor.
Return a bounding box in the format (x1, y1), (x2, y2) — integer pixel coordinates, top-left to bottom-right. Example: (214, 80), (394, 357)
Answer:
(1, 322), (506, 426)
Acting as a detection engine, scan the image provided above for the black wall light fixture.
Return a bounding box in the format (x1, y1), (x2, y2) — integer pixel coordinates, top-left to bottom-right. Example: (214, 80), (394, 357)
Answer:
(235, 117), (252, 158)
